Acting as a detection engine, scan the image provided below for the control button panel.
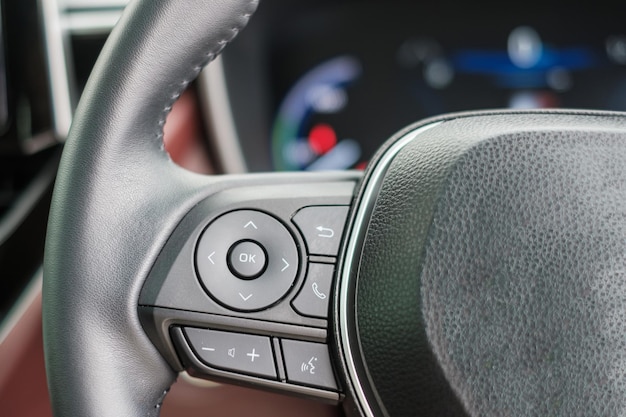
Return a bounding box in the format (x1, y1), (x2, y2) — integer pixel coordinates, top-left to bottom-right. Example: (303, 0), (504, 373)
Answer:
(292, 263), (335, 319)
(184, 327), (277, 379)
(195, 210), (299, 311)
(292, 206), (349, 256)
(139, 179), (359, 403)
(281, 339), (338, 390)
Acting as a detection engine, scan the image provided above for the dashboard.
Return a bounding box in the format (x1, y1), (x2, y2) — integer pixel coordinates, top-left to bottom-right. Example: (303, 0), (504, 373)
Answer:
(219, 0), (626, 171)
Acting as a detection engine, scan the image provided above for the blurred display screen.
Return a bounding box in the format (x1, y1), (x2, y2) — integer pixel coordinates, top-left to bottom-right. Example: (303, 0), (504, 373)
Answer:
(270, 5), (626, 171)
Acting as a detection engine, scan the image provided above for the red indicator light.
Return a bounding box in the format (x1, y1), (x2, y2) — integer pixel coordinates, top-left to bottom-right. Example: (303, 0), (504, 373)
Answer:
(355, 161), (368, 170)
(308, 123), (337, 155)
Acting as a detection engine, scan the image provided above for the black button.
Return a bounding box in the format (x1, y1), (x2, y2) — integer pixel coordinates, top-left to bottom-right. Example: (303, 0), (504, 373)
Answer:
(184, 327), (277, 379)
(228, 240), (267, 280)
(292, 263), (334, 319)
(281, 339), (337, 390)
(292, 206), (349, 256)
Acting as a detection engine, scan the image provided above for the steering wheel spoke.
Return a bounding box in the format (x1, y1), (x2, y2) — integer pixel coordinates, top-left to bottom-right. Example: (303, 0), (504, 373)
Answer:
(139, 173), (358, 402)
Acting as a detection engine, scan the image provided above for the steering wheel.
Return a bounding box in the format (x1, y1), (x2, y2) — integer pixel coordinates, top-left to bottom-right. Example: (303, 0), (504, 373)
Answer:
(42, 0), (626, 416)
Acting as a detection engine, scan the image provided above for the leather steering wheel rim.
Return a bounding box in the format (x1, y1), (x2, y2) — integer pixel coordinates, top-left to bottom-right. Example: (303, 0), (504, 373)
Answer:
(43, 1), (258, 415)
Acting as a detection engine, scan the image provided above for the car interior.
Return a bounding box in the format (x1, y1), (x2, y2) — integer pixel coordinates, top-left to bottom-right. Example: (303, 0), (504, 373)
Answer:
(1, 0), (626, 416)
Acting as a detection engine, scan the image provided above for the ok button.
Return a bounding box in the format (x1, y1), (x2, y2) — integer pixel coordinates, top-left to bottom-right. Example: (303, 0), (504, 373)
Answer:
(227, 240), (268, 280)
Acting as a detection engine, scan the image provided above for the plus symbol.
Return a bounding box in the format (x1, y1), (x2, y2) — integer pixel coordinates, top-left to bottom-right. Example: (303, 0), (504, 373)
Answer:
(246, 348), (260, 362)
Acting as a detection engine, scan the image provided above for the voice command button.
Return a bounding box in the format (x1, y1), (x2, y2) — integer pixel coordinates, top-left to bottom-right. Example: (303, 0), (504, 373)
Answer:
(281, 339), (337, 391)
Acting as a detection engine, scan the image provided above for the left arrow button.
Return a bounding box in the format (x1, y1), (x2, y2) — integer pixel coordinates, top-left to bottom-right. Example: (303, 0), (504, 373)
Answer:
(207, 251), (216, 265)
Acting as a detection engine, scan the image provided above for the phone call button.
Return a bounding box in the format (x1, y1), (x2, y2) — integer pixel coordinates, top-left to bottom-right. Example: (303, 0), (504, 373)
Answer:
(291, 263), (335, 319)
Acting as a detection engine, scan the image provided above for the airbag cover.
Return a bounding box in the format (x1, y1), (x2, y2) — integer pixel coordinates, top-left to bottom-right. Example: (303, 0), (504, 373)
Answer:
(354, 112), (626, 417)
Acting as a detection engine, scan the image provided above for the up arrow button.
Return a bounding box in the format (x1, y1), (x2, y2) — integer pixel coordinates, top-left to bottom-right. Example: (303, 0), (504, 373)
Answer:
(244, 221), (258, 229)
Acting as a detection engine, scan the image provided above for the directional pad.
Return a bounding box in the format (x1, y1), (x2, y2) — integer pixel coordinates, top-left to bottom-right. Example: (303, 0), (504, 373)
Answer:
(195, 210), (300, 311)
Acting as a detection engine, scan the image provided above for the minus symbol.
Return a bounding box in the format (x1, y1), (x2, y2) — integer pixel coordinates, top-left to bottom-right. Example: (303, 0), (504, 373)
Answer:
(202, 347), (215, 351)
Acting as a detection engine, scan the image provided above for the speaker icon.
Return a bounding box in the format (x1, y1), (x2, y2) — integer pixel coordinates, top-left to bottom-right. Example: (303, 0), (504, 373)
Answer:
(228, 348), (236, 358)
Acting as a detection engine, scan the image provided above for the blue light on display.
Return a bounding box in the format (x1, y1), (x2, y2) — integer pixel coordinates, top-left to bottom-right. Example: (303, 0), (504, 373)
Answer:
(450, 47), (599, 88)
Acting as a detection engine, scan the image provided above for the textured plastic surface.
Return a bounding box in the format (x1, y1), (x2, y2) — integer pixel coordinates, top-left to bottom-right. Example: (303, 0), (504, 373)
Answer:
(353, 112), (626, 417)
